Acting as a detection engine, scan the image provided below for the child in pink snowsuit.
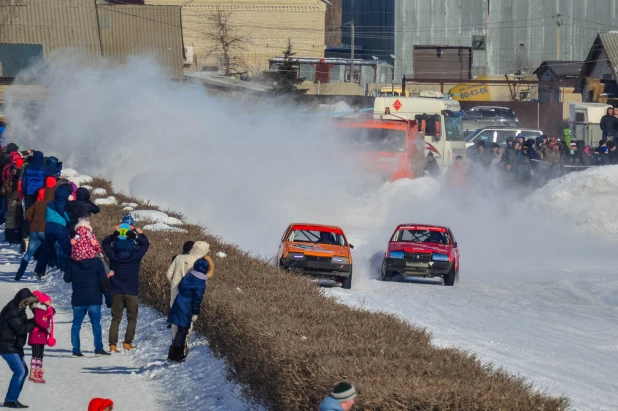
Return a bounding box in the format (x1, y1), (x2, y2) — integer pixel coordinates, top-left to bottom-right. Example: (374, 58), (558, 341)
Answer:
(71, 219), (114, 278)
(28, 291), (56, 384)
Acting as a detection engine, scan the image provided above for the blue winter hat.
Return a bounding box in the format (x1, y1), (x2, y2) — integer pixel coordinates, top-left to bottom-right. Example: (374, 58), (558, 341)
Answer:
(122, 213), (135, 226)
(193, 258), (210, 274)
(117, 223), (132, 240)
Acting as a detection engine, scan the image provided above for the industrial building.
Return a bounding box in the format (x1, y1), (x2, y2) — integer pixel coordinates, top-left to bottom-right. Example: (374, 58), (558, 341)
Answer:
(145, 0), (328, 74)
(338, 0), (618, 82)
(0, 0), (184, 80)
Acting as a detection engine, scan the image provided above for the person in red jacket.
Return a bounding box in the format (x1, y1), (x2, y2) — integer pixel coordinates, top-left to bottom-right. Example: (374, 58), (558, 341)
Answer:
(443, 155), (468, 191)
(88, 398), (113, 411)
(27, 291), (55, 384)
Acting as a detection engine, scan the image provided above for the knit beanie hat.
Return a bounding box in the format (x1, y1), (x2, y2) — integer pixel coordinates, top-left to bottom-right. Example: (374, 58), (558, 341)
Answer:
(88, 398), (114, 411)
(32, 290), (51, 305)
(332, 382), (356, 402)
(122, 213), (135, 227)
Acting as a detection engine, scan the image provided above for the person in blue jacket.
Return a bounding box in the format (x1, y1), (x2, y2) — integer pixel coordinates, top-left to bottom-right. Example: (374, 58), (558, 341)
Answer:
(43, 156), (62, 178)
(21, 151), (51, 210)
(320, 382), (357, 411)
(166, 257), (213, 363)
(34, 185), (72, 279)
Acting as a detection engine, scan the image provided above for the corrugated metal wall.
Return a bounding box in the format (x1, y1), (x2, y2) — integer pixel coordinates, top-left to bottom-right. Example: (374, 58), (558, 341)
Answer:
(413, 46), (471, 80)
(342, 0), (394, 62)
(395, 0), (618, 80)
(97, 5), (184, 79)
(0, 0), (101, 63)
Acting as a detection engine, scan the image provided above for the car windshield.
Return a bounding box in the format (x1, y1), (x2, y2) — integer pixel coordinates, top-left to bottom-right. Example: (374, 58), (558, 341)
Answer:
(445, 114), (465, 141)
(337, 128), (406, 153)
(465, 129), (483, 142)
(518, 130), (542, 138)
(288, 229), (347, 246)
(392, 229), (450, 245)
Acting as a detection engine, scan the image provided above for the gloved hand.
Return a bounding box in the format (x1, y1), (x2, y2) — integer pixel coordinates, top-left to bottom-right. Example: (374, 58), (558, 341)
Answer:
(191, 315), (198, 322)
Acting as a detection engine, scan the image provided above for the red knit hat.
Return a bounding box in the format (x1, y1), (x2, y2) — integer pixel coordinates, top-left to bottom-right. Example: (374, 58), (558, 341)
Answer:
(32, 290), (51, 305)
(88, 398), (113, 411)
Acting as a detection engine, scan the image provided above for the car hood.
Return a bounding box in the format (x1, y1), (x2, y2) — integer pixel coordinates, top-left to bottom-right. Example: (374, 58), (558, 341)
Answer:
(288, 242), (350, 257)
(388, 242), (452, 255)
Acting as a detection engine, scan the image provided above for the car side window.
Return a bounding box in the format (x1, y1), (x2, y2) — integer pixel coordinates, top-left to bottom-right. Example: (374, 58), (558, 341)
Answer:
(465, 110), (481, 120)
(496, 130), (517, 145)
(281, 225), (292, 242)
(481, 110), (497, 119)
(477, 130), (494, 143)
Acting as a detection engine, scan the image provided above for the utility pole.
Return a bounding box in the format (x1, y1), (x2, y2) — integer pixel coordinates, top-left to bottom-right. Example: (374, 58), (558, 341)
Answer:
(556, 13), (563, 60)
(345, 20), (355, 83)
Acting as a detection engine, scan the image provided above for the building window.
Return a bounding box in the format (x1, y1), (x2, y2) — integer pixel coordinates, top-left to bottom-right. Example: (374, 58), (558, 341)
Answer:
(472, 35), (486, 51)
(344, 66), (360, 83)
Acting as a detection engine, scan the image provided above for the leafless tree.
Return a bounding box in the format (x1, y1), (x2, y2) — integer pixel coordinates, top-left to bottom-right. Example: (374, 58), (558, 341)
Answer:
(512, 53), (536, 75)
(205, 7), (246, 76)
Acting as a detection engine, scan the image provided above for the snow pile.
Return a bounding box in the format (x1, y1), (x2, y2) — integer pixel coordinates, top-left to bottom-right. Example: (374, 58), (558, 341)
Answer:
(216, 252), (227, 258)
(94, 196), (118, 205)
(122, 202), (138, 208)
(156, 216), (183, 226)
(527, 166), (618, 235)
(92, 188), (107, 196)
(68, 175), (93, 185)
(143, 223), (188, 233)
(123, 206), (134, 212)
(131, 210), (169, 223)
(81, 185), (93, 191)
(60, 168), (80, 178)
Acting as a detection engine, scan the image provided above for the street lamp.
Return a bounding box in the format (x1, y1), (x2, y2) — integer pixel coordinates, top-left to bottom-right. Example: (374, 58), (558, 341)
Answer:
(372, 56), (379, 83)
(390, 54), (397, 83)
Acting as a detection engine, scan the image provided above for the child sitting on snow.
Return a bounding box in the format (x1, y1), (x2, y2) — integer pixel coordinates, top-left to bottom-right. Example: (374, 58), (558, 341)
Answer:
(28, 291), (56, 384)
(71, 219), (114, 278)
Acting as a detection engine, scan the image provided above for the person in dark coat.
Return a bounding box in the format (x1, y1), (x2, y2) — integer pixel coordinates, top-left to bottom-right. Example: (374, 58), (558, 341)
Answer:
(65, 187), (100, 234)
(33, 185), (72, 279)
(600, 107), (615, 139)
(21, 151), (51, 211)
(608, 141), (618, 165)
(63, 258), (111, 357)
(43, 157), (62, 178)
(167, 258), (213, 363)
(424, 152), (441, 179)
(0, 288), (38, 408)
(102, 227), (149, 353)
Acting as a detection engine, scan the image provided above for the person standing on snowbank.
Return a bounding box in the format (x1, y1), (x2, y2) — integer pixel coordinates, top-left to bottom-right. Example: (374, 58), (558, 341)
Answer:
(27, 291), (56, 384)
(319, 382), (357, 411)
(165, 241), (210, 341)
(167, 257), (214, 363)
(63, 256), (112, 357)
(0, 288), (38, 409)
(102, 226), (149, 353)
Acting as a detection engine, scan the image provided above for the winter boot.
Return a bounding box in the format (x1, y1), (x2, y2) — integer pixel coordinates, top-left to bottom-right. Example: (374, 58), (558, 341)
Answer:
(109, 344), (119, 353)
(167, 345), (184, 363)
(14, 260), (29, 281)
(37, 369), (46, 384)
(27, 368), (37, 383)
(123, 343), (134, 351)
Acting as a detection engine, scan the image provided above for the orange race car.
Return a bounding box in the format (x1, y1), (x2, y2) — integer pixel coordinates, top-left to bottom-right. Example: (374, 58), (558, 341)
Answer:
(277, 223), (354, 289)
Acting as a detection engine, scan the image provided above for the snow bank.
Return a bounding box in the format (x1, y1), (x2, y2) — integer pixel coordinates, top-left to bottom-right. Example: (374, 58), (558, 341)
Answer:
(216, 251), (227, 258)
(68, 175), (93, 185)
(527, 166), (618, 235)
(132, 210), (169, 223)
(94, 196), (118, 205)
(123, 206), (135, 212)
(122, 202), (139, 208)
(155, 216), (183, 226)
(92, 188), (107, 196)
(61, 168), (80, 178)
(81, 185), (93, 191)
(143, 223), (188, 233)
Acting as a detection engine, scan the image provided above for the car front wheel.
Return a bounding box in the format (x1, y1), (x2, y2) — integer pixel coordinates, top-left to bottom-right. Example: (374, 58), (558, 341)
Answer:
(443, 269), (458, 286)
(342, 271), (353, 289)
(381, 260), (392, 281)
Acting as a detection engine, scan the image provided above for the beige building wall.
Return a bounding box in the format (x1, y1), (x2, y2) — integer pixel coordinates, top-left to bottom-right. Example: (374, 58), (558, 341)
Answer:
(97, 5), (184, 79)
(146, 0), (326, 74)
(0, 0), (101, 63)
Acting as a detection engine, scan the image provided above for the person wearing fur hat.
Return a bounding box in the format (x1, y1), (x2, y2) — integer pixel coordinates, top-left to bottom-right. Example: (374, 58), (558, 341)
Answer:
(167, 257), (214, 363)
(166, 241), (211, 344)
(320, 382), (357, 411)
(88, 398), (113, 411)
(0, 288), (38, 409)
(27, 291), (55, 384)
(102, 226), (149, 353)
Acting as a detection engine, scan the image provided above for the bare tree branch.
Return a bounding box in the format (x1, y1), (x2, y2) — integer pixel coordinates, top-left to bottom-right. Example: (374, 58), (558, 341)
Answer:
(205, 7), (247, 76)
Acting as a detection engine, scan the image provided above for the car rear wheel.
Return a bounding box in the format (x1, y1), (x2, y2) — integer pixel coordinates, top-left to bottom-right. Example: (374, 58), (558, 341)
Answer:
(443, 269), (457, 286)
(342, 272), (353, 289)
(381, 260), (392, 281)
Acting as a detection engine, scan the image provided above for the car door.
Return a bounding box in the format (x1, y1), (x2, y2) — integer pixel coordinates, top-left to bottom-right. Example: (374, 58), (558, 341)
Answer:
(277, 225), (292, 260)
(496, 129), (518, 147)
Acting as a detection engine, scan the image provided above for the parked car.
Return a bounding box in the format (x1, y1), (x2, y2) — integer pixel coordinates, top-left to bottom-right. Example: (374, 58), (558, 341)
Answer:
(381, 224), (460, 286)
(463, 106), (518, 132)
(465, 127), (544, 153)
(277, 223), (354, 289)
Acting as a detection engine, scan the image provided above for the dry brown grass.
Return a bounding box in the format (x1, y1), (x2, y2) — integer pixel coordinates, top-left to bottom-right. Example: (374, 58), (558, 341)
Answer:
(89, 178), (569, 411)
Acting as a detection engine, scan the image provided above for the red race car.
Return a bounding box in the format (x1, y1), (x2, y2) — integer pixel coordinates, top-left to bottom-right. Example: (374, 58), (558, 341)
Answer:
(381, 224), (459, 286)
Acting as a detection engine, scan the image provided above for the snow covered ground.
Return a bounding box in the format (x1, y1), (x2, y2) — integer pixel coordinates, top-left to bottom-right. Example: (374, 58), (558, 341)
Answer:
(0, 237), (253, 410)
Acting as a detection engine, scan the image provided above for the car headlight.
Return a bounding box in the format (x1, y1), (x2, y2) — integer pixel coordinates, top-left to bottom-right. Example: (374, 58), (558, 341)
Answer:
(432, 253), (449, 262)
(332, 256), (350, 264)
(389, 250), (404, 258)
(287, 253), (304, 259)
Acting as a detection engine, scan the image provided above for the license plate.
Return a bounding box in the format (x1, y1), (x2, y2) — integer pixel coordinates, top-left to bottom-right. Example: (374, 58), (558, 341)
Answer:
(406, 262), (429, 268)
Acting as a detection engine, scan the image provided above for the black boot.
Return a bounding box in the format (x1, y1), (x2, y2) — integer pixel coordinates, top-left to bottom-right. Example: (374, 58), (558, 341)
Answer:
(167, 345), (184, 363)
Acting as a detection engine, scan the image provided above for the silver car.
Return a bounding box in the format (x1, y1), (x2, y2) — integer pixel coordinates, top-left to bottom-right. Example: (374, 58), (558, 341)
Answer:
(463, 106), (519, 132)
(465, 127), (544, 151)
